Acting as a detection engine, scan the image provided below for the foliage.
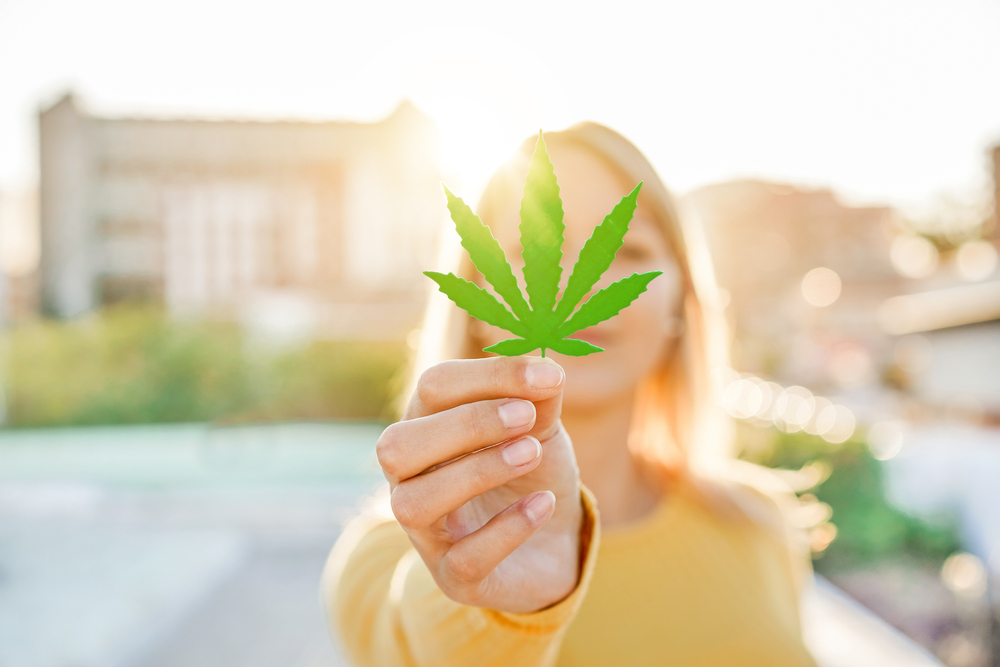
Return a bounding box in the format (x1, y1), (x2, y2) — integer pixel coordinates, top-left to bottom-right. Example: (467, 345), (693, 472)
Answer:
(425, 132), (661, 357)
(1, 305), (406, 427)
(740, 424), (960, 573)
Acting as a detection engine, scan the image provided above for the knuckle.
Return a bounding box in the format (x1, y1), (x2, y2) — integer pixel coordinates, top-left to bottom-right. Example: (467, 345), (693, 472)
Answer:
(414, 370), (436, 406)
(491, 517), (517, 545)
(459, 406), (488, 443)
(491, 357), (511, 391)
(442, 551), (480, 587)
(389, 486), (420, 530)
(468, 454), (498, 491)
(375, 425), (401, 473)
(416, 361), (450, 405)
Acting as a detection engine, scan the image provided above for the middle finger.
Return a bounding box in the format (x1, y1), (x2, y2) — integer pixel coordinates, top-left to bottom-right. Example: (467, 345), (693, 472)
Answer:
(376, 398), (537, 485)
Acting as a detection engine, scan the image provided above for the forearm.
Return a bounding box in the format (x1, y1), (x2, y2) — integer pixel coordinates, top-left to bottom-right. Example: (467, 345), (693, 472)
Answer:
(321, 487), (600, 667)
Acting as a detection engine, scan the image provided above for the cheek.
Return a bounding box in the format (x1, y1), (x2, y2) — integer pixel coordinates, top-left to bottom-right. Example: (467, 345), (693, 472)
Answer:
(611, 267), (684, 373)
(615, 264), (682, 333)
(613, 281), (677, 379)
(559, 269), (683, 407)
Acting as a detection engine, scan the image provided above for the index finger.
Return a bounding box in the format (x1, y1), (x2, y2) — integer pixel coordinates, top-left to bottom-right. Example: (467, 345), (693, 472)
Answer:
(405, 356), (564, 420)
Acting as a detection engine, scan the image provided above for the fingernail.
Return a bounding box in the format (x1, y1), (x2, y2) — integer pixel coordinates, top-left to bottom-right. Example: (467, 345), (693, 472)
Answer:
(502, 437), (541, 467)
(497, 400), (535, 428)
(525, 360), (563, 389)
(525, 491), (555, 524)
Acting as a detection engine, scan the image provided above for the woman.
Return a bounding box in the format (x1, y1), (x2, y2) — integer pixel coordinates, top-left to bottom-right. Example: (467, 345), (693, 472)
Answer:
(322, 123), (818, 666)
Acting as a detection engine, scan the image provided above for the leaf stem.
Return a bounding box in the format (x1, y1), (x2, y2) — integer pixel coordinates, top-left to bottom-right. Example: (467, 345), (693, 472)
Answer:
(541, 348), (546, 358)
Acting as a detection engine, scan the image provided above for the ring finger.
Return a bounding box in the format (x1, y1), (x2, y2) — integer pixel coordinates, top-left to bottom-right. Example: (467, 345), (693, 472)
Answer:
(389, 435), (542, 533)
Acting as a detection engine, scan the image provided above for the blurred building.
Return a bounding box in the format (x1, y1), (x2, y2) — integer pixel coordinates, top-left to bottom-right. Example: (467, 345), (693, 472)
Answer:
(877, 281), (1000, 422)
(685, 180), (904, 394)
(868, 145), (1000, 423)
(39, 93), (444, 340)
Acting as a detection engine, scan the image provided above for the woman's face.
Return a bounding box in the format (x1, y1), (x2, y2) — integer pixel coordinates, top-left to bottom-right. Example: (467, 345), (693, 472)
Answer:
(476, 143), (684, 411)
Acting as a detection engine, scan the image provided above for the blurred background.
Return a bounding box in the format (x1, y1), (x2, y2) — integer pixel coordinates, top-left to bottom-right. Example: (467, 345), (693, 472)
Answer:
(1, 1), (999, 666)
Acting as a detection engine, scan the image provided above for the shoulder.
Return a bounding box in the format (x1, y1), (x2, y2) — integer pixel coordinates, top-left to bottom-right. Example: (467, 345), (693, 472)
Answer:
(683, 460), (798, 522)
(685, 461), (813, 588)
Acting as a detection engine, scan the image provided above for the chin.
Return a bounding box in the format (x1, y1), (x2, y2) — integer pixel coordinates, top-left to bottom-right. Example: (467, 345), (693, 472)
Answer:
(556, 333), (672, 411)
(555, 348), (638, 410)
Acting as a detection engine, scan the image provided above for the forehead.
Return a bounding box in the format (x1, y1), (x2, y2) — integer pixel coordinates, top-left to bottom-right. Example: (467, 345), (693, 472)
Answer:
(489, 143), (663, 246)
(548, 143), (634, 219)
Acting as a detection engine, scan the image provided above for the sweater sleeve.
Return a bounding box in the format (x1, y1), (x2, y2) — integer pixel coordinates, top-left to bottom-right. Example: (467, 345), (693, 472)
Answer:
(321, 485), (601, 667)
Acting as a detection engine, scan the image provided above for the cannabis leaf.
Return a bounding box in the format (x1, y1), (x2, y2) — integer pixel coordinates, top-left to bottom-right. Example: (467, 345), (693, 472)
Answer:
(424, 132), (662, 357)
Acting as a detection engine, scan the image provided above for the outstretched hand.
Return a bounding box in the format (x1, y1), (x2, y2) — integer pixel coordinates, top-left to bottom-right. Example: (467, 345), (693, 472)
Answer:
(376, 356), (584, 613)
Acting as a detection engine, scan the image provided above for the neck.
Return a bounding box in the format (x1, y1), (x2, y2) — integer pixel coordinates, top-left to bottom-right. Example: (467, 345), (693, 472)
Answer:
(562, 395), (663, 530)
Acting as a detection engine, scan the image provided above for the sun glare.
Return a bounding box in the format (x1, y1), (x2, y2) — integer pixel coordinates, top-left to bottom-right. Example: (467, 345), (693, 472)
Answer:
(400, 29), (556, 206)
(412, 86), (527, 203)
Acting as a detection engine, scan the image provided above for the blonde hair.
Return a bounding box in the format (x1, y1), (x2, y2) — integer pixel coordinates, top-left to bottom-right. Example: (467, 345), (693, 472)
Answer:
(409, 122), (734, 481)
(403, 122), (817, 571)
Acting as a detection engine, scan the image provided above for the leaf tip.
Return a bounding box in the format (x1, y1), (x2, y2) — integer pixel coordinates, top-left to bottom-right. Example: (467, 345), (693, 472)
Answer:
(423, 270), (449, 284)
(535, 129), (547, 151)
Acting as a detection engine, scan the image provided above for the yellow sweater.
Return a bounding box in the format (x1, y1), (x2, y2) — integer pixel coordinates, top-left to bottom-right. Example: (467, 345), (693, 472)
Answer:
(322, 479), (818, 667)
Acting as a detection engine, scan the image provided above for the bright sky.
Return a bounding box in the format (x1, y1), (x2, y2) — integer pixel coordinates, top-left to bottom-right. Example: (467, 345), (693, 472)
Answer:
(1, 0), (999, 216)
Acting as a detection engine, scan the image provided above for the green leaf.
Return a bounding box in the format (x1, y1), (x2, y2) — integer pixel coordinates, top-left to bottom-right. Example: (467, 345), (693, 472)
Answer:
(483, 338), (540, 356)
(426, 132), (662, 358)
(557, 271), (662, 338)
(519, 131), (564, 320)
(546, 338), (604, 357)
(444, 186), (532, 322)
(554, 182), (642, 322)
(424, 272), (529, 338)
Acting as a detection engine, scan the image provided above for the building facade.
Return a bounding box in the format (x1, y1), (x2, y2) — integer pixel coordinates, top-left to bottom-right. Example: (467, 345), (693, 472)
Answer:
(39, 94), (444, 339)
(685, 180), (903, 393)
